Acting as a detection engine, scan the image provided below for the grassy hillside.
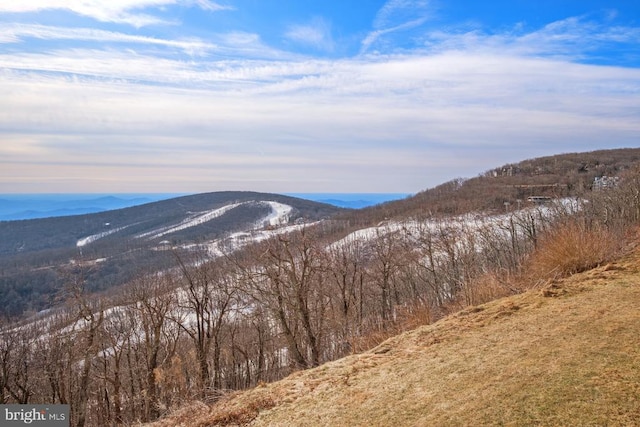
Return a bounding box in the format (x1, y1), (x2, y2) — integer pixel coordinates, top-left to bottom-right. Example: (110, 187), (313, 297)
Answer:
(149, 238), (640, 426)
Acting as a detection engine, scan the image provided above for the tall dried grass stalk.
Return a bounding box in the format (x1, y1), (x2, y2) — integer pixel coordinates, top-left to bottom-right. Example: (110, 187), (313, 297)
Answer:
(524, 221), (620, 284)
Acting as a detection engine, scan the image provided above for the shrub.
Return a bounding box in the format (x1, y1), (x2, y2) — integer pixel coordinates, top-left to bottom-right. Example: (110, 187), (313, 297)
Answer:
(524, 221), (620, 283)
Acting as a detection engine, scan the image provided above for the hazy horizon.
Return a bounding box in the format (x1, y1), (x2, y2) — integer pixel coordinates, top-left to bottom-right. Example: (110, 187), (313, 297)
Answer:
(0, 192), (410, 221)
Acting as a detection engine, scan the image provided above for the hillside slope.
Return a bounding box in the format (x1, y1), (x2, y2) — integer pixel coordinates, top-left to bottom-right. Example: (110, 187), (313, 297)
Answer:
(347, 147), (640, 224)
(0, 191), (342, 317)
(151, 242), (640, 426)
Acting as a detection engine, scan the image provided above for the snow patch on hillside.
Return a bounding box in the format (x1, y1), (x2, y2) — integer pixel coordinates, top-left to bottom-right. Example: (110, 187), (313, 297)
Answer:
(208, 222), (318, 257)
(138, 200), (294, 243)
(166, 201), (306, 256)
(258, 201), (292, 227)
(137, 203), (243, 240)
(329, 199), (579, 251)
(77, 225), (128, 247)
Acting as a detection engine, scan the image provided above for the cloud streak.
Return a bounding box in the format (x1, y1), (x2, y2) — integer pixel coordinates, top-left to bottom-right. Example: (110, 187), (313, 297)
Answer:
(0, 23), (216, 54)
(1, 47), (638, 192)
(285, 17), (335, 52)
(421, 16), (640, 63)
(361, 0), (431, 53)
(0, 0), (232, 27)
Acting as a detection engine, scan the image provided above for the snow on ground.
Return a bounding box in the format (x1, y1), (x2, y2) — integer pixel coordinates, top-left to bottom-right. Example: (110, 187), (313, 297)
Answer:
(136, 201), (292, 241)
(206, 222), (319, 257)
(149, 200), (301, 255)
(328, 199), (578, 251)
(18, 198), (581, 357)
(259, 201), (292, 227)
(146, 201), (302, 257)
(78, 203), (248, 248)
(137, 203), (243, 240)
(77, 225), (128, 247)
(76, 200), (295, 250)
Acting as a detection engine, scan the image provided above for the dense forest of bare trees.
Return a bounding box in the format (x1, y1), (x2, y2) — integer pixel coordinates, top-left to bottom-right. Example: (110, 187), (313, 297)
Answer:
(2, 164), (640, 426)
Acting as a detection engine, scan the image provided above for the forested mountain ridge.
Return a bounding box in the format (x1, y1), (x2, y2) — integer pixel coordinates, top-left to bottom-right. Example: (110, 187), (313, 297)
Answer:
(0, 191), (341, 317)
(347, 147), (640, 224)
(0, 191), (339, 254)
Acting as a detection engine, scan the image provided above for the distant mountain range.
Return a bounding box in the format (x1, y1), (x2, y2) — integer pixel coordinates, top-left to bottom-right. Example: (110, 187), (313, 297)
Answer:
(0, 193), (409, 221)
(285, 193), (410, 209)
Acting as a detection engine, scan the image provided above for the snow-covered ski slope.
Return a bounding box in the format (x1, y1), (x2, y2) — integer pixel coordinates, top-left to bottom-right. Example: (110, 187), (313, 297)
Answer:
(136, 203), (244, 240)
(77, 225), (129, 247)
(76, 201), (294, 247)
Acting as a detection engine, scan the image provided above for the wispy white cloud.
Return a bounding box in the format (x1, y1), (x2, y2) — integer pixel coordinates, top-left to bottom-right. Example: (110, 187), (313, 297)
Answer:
(214, 32), (301, 61)
(285, 17), (335, 52)
(420, 16), (640, 62)
(0, 48), (337, 89)
(190, 0), (232, 12)
(360, 18), (427, 54)
(0, 0), (233, 27)
(0, 24), (216, 55)
(361, 0), (431, 53)
(1, 43), (638, 192)
(373, 0), (430, 29)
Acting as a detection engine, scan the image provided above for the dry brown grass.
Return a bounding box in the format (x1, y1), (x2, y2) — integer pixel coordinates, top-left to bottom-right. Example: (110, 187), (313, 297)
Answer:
(148, 240), (640, 427)
(457, 270), (517, 307)
(144, 390), (277, 427)
(525, 221), (621, 283)
(349, 301), (435, 354)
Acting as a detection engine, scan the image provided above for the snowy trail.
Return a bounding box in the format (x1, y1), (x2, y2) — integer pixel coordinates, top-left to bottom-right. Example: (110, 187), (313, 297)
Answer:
(159, 201), (303, 256)
(205, 221), (319, 257)
(138, 200), (293, 241)
(76, 200), (298, 251)
(77, 226), (128, 247)
(259, 201), (292, 227)
(137, 203), (243, 239)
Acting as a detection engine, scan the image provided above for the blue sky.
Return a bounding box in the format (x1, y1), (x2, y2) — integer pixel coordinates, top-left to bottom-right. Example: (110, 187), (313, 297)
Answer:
(0, 0), (639, 193)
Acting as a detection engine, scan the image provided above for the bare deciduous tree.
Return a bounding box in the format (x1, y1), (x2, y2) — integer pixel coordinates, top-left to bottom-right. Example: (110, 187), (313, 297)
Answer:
(173, 253), (238, 397)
